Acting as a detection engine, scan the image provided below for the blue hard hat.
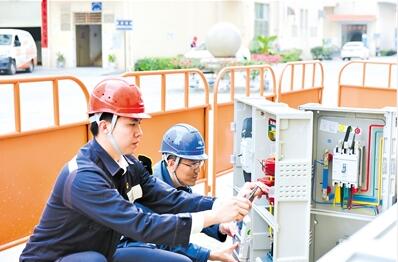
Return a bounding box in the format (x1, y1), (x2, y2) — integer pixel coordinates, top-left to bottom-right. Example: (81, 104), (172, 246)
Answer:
(161, 123), (208, 160)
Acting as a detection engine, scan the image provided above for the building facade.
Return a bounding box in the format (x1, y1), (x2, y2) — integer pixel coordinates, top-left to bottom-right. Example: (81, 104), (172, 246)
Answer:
(0, 0), (396, 69)
(323, 0), (396, 55)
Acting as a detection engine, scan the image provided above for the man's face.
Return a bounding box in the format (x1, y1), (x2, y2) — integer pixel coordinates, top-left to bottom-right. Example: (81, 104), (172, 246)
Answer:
(174, 159), (204, 186)
(112, 117), (143, 155)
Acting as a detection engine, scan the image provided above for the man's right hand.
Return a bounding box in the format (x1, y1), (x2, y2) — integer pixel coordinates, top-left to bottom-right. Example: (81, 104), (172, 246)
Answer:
(205, 197), (251, 227)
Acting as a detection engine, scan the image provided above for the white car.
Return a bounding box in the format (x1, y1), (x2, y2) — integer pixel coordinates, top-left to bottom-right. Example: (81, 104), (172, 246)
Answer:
(341, 41), (369, 60)
(0, 29), (37, 74)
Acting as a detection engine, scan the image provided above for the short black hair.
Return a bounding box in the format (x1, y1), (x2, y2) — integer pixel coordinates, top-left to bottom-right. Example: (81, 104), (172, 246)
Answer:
(166, 154), (177, 161)
(89, 112), (114, 136)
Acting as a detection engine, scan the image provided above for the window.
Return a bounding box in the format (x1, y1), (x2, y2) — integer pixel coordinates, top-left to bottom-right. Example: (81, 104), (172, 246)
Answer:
(74, 12), (102, 25)
(299, 9), (308, 30)
(254, 3), (269, 37)
(0, 34), (12, 45)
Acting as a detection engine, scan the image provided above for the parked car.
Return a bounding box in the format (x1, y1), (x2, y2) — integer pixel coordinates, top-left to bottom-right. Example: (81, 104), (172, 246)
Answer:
(0, 29), (37, 75)
(341, 41), (369, 60)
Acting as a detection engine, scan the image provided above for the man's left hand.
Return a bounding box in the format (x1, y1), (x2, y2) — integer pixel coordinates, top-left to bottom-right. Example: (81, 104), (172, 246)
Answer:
(219, 222), (237, 237)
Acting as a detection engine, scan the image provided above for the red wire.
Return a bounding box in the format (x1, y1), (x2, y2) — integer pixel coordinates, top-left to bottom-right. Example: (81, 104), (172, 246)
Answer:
(362, 124), (384, 192)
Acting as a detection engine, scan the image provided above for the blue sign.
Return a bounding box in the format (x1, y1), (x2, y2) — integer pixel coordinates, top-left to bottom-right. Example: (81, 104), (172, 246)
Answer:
(116, 19), (133, 30)
(91, 2), (102, 12)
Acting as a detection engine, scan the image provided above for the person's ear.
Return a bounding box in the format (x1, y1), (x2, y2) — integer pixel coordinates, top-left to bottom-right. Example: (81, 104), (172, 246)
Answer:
(98, 120), (109, 134)
(167, 158), (177, 170)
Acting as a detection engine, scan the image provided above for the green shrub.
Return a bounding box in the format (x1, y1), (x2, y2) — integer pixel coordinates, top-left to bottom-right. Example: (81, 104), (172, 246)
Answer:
(280, 49), (302, 62)
(108, 53), (116, 63)
(134, 56), (202, 71)
(310, 45), (337, 60)
(310, 46), (324, 60)
(322, 47), (334, 60)
(380, 49), (397, 56)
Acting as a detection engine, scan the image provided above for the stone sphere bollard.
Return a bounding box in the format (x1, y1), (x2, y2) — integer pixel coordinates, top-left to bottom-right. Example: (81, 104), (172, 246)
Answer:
(206, 22), (241, 57)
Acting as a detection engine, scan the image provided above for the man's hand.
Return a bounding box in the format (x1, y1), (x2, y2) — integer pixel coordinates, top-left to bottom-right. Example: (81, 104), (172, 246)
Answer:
(219, 222), (237, 237)
(238, 182), (267, 200)
(209, 243), (238, 262)
(203, 197), (251, 227)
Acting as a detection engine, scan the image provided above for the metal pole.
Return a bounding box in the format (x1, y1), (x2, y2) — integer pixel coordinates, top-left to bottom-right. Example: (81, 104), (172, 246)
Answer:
(124, 30), (127, 71)
(396, 0), (398, 199)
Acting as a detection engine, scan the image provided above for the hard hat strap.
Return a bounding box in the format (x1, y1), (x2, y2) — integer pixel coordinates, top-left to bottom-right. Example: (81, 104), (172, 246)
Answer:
(106, 114), (123, 154)
(171, 156), (190, 188)
(90, 113), (127, 174)
(89, 112), (102, 124)
(163, 154), (187, 187)
(106, 114), (128, 174)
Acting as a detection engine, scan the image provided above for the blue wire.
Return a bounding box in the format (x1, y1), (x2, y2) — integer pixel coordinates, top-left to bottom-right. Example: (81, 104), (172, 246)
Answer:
(312, 160), (329, 204)
(312, 159), (378, 215)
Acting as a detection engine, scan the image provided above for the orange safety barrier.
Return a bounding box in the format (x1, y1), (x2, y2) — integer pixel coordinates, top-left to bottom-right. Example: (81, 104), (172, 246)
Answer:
(0, 76), (90, 250)
(277, 60), (324, 108)
(211, 65), (277, 196)
(122, 69), (211, 192)
(0, 69), (210, 250)
(338, 61), (397, 108)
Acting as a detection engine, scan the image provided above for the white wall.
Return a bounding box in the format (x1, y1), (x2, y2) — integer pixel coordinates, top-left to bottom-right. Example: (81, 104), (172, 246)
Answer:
(334, 0), (377, 15)
(272, 0), (324, 59)
(321, 0), (396, 54)
(377, 3), (395, 50)
(0, 1), (41, 27)
(47, 1), (251, 68)
(5, 0), (394, 68)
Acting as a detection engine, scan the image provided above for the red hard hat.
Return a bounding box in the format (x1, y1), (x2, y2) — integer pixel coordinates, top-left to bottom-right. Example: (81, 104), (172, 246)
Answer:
(88, 77), (150, 119)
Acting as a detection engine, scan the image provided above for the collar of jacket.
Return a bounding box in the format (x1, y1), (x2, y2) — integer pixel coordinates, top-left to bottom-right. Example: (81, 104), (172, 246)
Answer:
(91, 139), (134, 177)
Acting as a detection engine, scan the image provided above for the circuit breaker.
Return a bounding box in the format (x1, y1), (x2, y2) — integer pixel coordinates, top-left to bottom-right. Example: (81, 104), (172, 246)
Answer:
(232, 97), (313, 262)
(332, 147), (361, 188)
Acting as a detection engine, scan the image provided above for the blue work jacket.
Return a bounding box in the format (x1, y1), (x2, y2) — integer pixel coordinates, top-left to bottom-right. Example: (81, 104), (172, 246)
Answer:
(20, 139), (214, 262)
(152, 160), (227, 262)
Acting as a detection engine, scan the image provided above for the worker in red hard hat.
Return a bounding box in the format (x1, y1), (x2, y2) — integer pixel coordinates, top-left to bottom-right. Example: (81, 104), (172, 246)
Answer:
(20, 77), (258, 262)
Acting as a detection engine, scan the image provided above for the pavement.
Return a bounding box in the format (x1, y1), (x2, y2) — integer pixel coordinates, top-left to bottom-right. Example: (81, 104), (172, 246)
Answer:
(0, 66), (125, 78)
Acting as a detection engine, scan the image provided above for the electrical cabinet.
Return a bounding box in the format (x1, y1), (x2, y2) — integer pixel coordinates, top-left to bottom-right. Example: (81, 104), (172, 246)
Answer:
(232, 97), (313, 262)
(317, 204), (397, 262)
(299, 104), (397, 261)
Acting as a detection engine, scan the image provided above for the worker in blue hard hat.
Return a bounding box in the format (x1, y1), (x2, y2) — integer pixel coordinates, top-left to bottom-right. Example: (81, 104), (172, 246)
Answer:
(157, 123), (208, 190)
(155, 124), (239, 262)
(119, 123), (245, 262)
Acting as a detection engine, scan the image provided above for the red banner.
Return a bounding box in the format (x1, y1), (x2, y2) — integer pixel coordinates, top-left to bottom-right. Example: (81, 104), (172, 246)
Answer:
(41, 0), (48, 48)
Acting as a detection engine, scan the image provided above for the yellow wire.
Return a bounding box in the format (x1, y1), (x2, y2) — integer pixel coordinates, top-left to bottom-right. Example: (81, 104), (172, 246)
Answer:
(268, 206), (273, 235)
(352, 200), (378, 206)
(334, 186), (341, 206)
(352, 136), (383, 207)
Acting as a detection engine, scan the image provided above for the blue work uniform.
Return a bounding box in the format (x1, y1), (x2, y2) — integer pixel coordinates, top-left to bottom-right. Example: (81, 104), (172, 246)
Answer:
(20, 139), (214, 262)
(152, 160), (227, 262)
